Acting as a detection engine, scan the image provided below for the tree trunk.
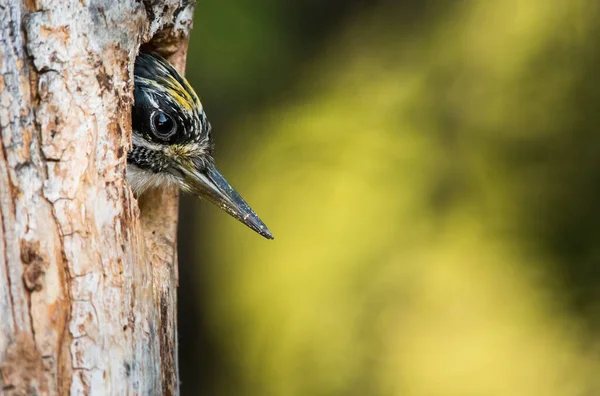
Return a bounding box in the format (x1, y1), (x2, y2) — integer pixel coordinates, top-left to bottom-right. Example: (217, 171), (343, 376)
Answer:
(0, 1), (195, 394)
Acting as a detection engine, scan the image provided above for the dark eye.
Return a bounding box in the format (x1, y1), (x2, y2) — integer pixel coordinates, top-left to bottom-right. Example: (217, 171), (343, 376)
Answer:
(151, 111), (176, 140)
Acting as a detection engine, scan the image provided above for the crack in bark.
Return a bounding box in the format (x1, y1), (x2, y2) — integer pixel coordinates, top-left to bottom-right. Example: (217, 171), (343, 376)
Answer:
(0, 142), (18, 335)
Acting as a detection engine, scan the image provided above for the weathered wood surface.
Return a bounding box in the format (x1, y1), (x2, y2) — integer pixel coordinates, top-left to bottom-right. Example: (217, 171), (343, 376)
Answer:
(0, 1), (195, 394)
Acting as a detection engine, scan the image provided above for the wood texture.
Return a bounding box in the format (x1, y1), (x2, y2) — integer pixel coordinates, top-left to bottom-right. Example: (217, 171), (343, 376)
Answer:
(0, 1), (195, 394)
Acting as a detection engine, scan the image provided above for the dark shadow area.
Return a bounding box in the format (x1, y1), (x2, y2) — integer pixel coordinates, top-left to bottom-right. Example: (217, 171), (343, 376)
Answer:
(420, 8), (600, 329)
(507, 23), (600, 329)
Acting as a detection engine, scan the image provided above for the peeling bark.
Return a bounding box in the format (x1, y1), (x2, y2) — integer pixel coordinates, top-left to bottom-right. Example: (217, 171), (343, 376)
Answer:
(0, 0), (195, 394)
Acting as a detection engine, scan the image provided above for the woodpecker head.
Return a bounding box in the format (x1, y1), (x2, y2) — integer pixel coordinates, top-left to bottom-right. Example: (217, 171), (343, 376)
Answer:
(128, 52), (273, 239)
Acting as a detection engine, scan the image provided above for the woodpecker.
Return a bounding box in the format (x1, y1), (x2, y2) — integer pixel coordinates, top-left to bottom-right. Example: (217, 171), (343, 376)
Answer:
(127, 52), (273, 239)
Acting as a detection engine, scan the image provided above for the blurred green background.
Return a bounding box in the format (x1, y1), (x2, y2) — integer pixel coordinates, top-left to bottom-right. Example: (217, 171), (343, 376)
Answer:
(178, 1), (600, 395)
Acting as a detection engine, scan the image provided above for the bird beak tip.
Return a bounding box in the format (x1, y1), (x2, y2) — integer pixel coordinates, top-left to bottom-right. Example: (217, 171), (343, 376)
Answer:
(261, 227), (275, 240)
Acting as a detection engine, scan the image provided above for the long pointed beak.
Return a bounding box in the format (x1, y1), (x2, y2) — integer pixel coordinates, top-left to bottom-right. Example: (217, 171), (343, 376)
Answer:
(181, 164), (274, 239)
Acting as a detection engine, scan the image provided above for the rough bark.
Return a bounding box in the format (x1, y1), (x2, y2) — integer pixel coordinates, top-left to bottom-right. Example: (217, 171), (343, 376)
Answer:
(0, 0), (194, 394)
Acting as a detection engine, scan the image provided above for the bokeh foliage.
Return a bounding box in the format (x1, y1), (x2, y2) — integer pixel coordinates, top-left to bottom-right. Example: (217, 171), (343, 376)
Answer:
(180, 1), (600, 394)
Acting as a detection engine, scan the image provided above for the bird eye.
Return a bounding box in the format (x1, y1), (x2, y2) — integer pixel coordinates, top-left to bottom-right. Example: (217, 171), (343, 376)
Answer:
(151, 111), (176, 140)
